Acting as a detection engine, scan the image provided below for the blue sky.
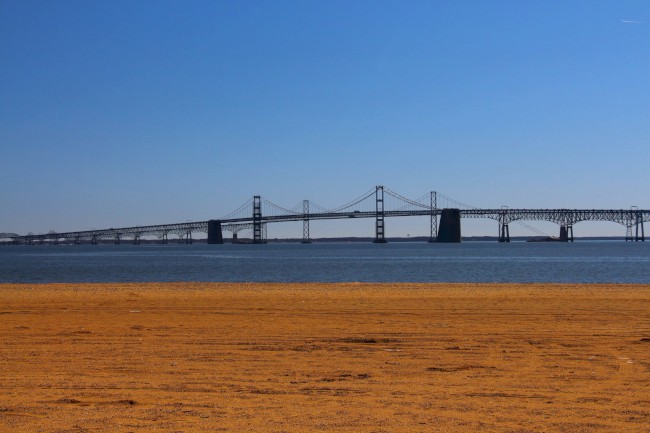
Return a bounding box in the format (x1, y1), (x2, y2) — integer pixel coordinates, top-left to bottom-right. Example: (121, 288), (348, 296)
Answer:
(1, 1), (648, 238)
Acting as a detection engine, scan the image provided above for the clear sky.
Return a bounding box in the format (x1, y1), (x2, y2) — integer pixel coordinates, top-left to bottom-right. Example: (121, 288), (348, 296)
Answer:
(1, 1), (648, 238)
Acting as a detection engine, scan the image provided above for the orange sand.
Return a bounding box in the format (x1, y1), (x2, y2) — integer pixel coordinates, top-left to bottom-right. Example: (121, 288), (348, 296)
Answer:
(1, 283), (649, 432)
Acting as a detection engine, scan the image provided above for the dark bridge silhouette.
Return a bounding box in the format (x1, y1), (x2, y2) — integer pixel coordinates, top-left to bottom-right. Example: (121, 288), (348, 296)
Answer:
(2, 186), (647, 245)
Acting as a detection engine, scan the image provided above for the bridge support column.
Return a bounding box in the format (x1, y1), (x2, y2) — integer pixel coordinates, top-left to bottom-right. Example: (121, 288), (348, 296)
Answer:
(559, 225), (573, 242)
(498, 223), (510, 243)
(252, 196), (265, 244)
(374, 186), (387, 243)
(428, 191), (438, 243)
(627, 224), (645, 241)
(638, 220), (645, 242)
(134, 235), (140, 245)
(631, 211), (645, 242)
(302, 199), (311, 244)
(232, 232), (238, 244)
(207, 220), (224, 244)
(437, 209), (461, 243)
(161, 233), (168, 245)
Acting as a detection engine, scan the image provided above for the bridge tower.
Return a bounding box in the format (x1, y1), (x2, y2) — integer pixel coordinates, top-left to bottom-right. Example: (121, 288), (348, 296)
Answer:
(252, 196), (265, 244)
(374, 186), (387, 243)
(428, 191), (438, 242)
(302, 200), (311, 244)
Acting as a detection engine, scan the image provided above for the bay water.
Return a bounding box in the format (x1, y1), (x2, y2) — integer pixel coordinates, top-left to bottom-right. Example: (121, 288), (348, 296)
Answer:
(1, 241), (649, 284)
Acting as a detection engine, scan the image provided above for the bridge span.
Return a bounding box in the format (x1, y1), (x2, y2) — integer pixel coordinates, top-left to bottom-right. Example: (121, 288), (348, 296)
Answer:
(2, 186), (647, 245)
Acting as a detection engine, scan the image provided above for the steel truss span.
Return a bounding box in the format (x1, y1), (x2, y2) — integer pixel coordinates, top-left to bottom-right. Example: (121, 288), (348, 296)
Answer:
(3, 222), (261, 245)
(4, 186), (648, 244)
(462, 209), (648, 242)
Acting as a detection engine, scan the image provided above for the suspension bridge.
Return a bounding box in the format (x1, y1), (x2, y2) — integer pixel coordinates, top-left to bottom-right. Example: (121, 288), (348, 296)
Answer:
(1, 186), (647, 245)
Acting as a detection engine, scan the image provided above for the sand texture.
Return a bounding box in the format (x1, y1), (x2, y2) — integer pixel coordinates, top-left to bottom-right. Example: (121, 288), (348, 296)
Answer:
(1, 282), (649, 432)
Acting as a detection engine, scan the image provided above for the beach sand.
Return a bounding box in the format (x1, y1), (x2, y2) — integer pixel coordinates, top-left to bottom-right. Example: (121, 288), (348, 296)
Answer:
(1, 282), (649, 432)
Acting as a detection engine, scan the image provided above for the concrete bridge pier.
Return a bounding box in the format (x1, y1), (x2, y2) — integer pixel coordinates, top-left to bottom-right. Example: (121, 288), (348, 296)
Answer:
(498, 223), (510, 243)
(627, 213), (645, 242)
(437, 209), (461, 243)
(207, 220), (224, 244)
(559, 225), (574, 242)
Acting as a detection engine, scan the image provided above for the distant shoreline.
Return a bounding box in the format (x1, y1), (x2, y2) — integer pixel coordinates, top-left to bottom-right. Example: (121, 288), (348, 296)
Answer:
(0, 235), (629, 245)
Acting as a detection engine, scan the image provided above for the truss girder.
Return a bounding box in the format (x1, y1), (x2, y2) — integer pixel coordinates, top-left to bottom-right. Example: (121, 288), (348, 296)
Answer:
(460, 209), (647, 228)
(222, 223), (254, 233)
(11, 222), (209, 243)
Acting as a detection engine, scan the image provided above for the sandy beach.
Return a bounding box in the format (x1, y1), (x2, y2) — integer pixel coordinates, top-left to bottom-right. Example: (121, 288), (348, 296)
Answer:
(1, 282), (649, 432)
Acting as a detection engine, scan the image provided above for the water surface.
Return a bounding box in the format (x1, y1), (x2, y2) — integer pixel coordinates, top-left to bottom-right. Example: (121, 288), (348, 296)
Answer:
(1, 241), (649, 283)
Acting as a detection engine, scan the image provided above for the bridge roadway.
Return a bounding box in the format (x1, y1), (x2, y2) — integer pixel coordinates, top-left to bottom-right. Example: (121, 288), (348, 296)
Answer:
(2, 208), (648, 245)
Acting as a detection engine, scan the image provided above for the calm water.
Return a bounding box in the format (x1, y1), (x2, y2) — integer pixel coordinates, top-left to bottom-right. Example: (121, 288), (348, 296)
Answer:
(1, 242), (649, 283)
